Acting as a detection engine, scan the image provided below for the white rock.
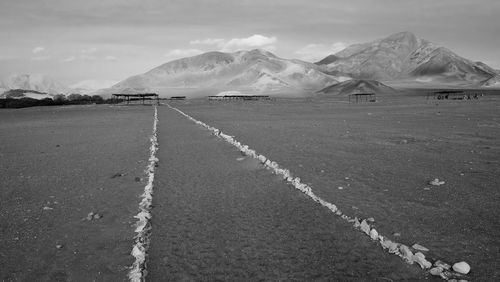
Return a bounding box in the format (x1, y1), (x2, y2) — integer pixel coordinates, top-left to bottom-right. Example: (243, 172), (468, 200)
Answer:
(412, 243), (429, 252)
(369, 228), (379, 240)
(412, 252), (432, 269)
(430, 266), (443, 276)
(360, 220), (370, 235)
(452, 261), (471, 274)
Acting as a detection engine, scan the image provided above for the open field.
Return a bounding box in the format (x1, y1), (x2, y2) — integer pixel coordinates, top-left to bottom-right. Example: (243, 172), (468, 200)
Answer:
(0, 105), (153, 281)
(1, 91), (499, 281)
(171, 92), (500, 281)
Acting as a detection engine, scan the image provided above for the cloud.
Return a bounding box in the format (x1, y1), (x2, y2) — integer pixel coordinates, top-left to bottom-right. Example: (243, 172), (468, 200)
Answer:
(61, 56), (76, 62)
(190, 34), (277, 52)
(32, 46), (45, 54)
(294, 42), (347, 62)
(104, 55), (117, 61)
(163, 48), (204, 59)
(223, 34), (277, 51)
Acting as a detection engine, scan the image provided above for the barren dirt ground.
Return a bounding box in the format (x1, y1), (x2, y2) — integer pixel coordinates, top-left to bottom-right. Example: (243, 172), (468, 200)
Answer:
(1, 93), (499, 281)
(170, 94), (500, 281)
(0, 105), (153, 281)
(148, 106), (424, 281)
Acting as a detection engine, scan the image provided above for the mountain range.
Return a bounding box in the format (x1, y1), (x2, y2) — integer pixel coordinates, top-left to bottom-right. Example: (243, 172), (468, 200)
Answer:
(0, 74), (70, 95)
(2, 31), (499, 99)
(315, 31), (499, 87)
(99, 49), (338, 97)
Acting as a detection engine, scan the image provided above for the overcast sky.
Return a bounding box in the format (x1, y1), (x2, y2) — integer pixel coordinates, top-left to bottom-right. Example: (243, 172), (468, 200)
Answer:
(0, 0), (499, 86)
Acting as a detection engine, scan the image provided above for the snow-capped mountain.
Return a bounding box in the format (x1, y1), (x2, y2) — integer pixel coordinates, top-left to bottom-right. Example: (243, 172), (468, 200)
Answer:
(316, 31), (499, 86)
(101, 49), (339, 97)
(0, 74), (70, 94)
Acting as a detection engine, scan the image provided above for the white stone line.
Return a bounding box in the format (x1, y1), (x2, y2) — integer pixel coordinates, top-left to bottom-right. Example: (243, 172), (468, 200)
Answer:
(166, 104), (463, 280)
(129, 106), (159, 282)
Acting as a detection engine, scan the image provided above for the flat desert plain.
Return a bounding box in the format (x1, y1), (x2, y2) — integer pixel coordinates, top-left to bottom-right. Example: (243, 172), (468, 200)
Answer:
(1, 92), (499, 281)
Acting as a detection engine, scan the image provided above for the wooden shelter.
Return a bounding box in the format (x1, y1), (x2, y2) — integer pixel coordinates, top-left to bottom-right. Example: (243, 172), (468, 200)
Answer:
(348, 93), (376, 103)
(429, 90), (481, 100)
(208, 95), (271, 101)
(112, 93), (159, 105)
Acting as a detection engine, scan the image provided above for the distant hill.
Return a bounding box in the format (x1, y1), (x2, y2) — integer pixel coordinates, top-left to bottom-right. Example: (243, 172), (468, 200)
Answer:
(316, 31), (500, 87)
(0, 74), (70, 95)
(317, 79), (395, 96)
(99, 49), (339, 98)
(0, 89), (56, 100)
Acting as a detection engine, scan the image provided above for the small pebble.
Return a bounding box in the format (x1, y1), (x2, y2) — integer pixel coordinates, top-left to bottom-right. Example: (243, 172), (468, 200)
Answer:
(369, 228), (379, 240)
(434, 260), (451, 270)
(56, 244), (63, 249)
(360, 220), (370, 235)
(430, 266), (444, 276)
(338, 186), (344, 190)
(412, 243), (429, 252)
(43, 206), (53, 210)
(367, 217), (375, 223)
(452, 261), (471, 275)
(393, 232), (401, 237)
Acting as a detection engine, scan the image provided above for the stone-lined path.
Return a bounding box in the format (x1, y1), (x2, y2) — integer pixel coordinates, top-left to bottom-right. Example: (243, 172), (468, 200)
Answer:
(147, 106), (424, 281)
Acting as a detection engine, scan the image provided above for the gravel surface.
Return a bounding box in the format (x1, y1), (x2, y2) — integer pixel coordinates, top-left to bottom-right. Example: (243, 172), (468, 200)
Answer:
(0, 105), (153, 281)
(171, 94), (500, 281)
(147, 106), (424, 281)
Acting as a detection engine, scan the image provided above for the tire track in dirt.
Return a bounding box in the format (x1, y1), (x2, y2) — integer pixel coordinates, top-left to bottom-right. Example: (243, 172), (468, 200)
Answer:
(166, 103), (465, 281)
(129, 106), (159, 281)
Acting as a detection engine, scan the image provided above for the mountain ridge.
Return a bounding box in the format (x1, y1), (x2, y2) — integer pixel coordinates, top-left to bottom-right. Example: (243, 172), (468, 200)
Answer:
(100, 49), (339, 98)
(317, 31), (499, 86)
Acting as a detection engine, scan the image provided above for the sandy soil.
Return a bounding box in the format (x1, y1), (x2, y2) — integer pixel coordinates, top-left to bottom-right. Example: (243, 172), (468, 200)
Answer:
(171, 93), (500, 281)
(148, 107), (424, 281)
(1, 92), (499, 281)
(0, 105), (154, 281)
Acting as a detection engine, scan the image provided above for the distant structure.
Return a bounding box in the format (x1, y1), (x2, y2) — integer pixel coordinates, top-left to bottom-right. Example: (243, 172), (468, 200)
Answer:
(112, 93), (159, 105)
(169, 96), (186, 100)
(208, 95), (271, 101)
(348, 93), (376, 103)
(428, 90), (482, 100)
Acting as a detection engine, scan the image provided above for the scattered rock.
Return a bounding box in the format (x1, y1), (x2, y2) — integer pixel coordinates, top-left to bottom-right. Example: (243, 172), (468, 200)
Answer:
(360, 220), (370, 235)
(43, 206), (53, 210)
(393, 232), (401, 237)
(353, 217), (361, 228)
(412, 252), (432, 269)
(369, 228), (379, 240)
(452, 261), (471, 274)
(56, 244), (63, 249)
(86, 212), (95, 221)
(367, 217), (375, 223)
(430, 266), (444, 276)
(412, 243), (429, 252)
(93, 213), (102, 220)
(381, 239), (399, 253)
(399, 245), (413, 263)
(429, 178), (445, 186)
(434, 260), (451, 270)
(338, 186), (344, 190)
(236, 157), (245, 161)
